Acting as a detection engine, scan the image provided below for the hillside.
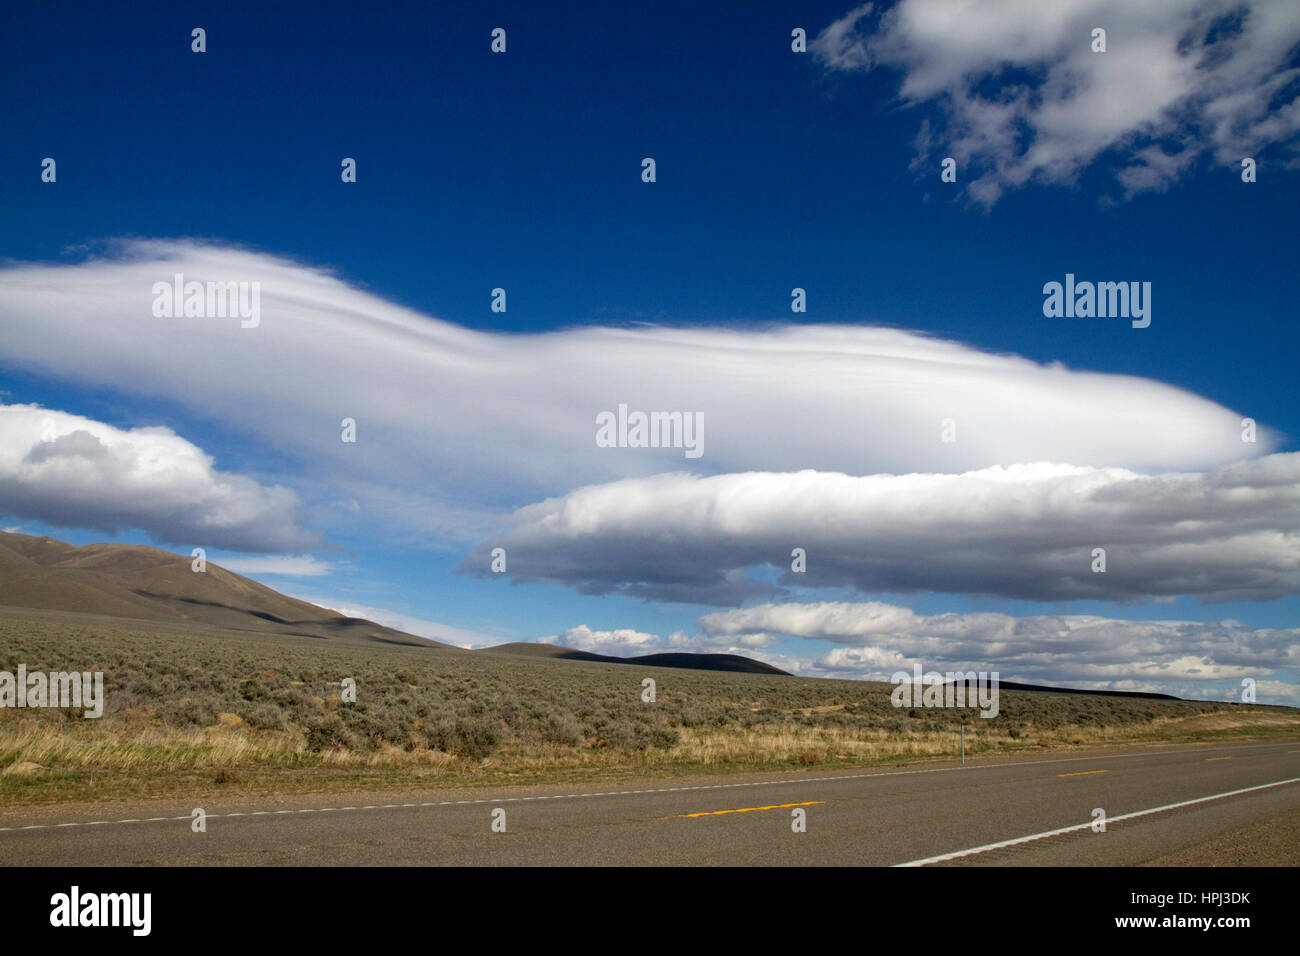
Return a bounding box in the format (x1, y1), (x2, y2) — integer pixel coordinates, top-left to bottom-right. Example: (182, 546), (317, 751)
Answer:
(0, 531), (796, 671)
(0, 531), (442, 647)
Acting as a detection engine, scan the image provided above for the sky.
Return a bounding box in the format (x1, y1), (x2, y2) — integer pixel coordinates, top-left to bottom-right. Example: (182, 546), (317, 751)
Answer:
(1, 0), (1298, 702)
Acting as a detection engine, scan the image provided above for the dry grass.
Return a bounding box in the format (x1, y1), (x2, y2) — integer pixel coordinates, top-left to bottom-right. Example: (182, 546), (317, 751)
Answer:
(2, 609), (1297, 805)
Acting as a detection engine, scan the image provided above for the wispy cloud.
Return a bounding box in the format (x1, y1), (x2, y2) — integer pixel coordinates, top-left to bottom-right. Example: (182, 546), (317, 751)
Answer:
(217, 554), (333, 577)
(815, 0), (1300, 205)
(292, 593), (507, 648)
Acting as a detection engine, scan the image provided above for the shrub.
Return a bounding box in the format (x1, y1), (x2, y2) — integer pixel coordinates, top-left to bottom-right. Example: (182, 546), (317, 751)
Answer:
(235, 700), (285, 731)
(304, 713), (356, 752)
(539, 712), (584, 747)
(423, 716), (501, 760)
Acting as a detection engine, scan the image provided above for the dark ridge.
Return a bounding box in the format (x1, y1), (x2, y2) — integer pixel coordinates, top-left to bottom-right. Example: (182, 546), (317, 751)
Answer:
(945, 678), (1180, 701)
(631, 652), (789, 675)
(479, 642), (790, 675)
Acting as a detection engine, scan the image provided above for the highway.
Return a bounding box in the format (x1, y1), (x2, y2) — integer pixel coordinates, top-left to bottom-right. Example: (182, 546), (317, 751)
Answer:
(2, 741), (1296, 866)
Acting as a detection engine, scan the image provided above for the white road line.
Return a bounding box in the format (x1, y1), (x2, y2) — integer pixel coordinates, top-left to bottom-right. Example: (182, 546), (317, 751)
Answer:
(893, 775), (1300, 867)
(2, 740), (1294, 835)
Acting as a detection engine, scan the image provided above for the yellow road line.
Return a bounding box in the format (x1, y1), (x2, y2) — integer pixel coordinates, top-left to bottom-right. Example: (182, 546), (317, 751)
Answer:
(676, 801), (825, 818)
(1057, 769), (1109, 777)
(1206, 756), (1233, 761)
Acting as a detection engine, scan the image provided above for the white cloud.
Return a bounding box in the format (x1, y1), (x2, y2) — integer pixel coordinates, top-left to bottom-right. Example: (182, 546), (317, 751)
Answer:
(465, 454), (1300, 604)
(216, 554), (332, 576)
(814, 0), (1300, 204)
(541, 624), (688, 655)
(1249, 679), (1300, 706)
(735, 599), (1300, 702)
(538, 624), (798, 671)
(699, 601), (1298, 681)
(294, 594), (505, 648)
(0, 240), (1271, 555)
(0, 403), (318, 552)
(538, 603), (1299, 700)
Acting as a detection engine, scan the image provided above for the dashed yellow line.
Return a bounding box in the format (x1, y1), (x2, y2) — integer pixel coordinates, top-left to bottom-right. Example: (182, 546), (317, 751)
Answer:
(1206, 756), (1233, 761)
(675, 801), (825, 818)
(1057, 769), (1109, 777)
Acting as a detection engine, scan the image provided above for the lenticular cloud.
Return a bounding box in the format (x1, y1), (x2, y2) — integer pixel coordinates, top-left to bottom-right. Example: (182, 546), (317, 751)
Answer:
(0, 240), (1270, 528)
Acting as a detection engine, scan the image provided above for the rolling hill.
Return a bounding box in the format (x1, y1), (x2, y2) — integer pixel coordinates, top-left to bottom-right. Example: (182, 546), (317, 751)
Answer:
(0, 531), (442, 646)
(0, 532), (789, 673)
(478, 641), (791, 675)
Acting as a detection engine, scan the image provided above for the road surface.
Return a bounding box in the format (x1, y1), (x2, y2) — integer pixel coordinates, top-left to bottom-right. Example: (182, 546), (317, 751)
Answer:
(2, 740), (1297, 866)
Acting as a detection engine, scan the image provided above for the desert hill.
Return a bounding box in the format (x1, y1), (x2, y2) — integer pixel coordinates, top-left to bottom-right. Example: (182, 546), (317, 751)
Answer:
(0, 531), (443, 647)
(0, 532), (792, 673)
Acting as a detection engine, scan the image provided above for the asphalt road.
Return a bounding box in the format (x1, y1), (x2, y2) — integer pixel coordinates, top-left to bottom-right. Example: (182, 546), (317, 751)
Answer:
(2, 741), (1297, 866)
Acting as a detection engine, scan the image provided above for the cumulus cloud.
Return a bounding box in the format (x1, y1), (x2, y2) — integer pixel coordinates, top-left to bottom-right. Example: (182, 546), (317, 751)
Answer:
(0, 241), (1271, 552)
(464, 454), (1300, 604)
(541, 624), (689, 655)
(814, 0), (1300, 204)
(1249, 679), (1300, 706)
(0, 403), (319, 552)
(535, 603), (1298, 701)
(696, 599), (1299, 702)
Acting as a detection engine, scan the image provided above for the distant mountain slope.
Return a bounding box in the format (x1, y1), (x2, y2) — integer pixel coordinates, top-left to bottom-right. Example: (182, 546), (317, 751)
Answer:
(0, 531), (445, 647)
(944, 678), (1180, 701)
(483, 642), (1185, 694)
(479, 641), (791, 675)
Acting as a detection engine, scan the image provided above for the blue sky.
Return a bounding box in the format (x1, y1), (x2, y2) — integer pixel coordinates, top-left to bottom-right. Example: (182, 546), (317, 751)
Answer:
(2, 0), (1298, 700)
